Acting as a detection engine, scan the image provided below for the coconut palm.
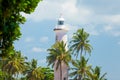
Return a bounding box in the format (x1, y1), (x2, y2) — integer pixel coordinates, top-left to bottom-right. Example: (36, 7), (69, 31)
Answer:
(42, 67), (54, 80)
(47, 41), (71, 80)
(2, 51), (27, 79)
(25, 59), (45, 80)
(87, 66), (107, 80)
(70, 56), (91, 80)
(0, 70), (9, 80)
(70, 28), (92, 59)
(0, 58), (14, 80)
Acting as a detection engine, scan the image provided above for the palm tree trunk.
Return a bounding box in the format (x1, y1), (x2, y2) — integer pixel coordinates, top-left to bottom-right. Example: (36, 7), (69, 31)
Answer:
(78, 75), (82, 80)
(60, 62), (62, 80)
(80, 47), (83, 60)
(80, 47), (83, 80)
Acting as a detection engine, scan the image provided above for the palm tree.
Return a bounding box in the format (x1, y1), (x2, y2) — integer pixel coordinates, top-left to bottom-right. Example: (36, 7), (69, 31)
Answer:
(47, 41), (71, 80)
(42, 67), (54, 80)
(2, 51), (27, 80)
(25, 59), (45, 80)
(70, 56), (91, 80)
(70, 28), (92, 59)
(88, 66), (107, 80)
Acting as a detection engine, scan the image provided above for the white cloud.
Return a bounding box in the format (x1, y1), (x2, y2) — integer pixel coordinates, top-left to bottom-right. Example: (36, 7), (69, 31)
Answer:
(67, 24), (79, 39)
(38, 59), (46, 64)
(68, 24), (99, 39)
(61, 0), (94, 24)
(118, 41), (120, 45)
(103, 15), (120, 24)
(83, 24), (99, 36)
(40, 36), (48, 43)
(21, 0), (120, 37)
(112, 31), (120, 37)
(22, 0), (93, 24)
(104, 15), (120, 37)
(104, 25), (113, 31)
(32, 47), (46, 53)
(25, 37), (34, 42)
(103, 24), (120, 37)
(22, 0), (62, 21)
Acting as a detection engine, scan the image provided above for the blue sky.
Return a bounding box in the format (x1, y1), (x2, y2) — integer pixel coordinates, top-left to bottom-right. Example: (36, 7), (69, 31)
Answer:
(14, 0), (120, 79)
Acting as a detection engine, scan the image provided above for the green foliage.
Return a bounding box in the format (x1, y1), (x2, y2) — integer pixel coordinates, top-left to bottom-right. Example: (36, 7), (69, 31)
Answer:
(70, 56), (91, 80)
(31, 59), (37, 68)
(0, 0), (42, 57)
(0, 51), (27, 80)
(69, 28), (107, 80)
(47, 41), (71, 80)
(2, 51), (27, 77)
(46, 28), (107, 80)
(42, 67), (54, 80)
(25, 59), (44, 80)
(47, 41), (71, 69)
(87, 66), (107, 80)
(24, 59), (54, 80)
(0, 57), (54, 80)
(70, 28), (92, 59)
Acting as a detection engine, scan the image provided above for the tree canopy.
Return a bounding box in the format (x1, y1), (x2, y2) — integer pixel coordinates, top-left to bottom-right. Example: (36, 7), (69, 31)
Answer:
(0, 0), (42, 57)
(70, 28), (92, 59)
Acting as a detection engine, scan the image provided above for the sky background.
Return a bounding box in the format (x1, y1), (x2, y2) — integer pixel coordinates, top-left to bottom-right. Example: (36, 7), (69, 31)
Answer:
(14, 0), (120, 80)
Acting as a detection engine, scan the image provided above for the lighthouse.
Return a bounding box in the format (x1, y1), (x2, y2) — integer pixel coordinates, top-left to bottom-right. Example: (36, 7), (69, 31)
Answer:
(54, 15), (69, 80)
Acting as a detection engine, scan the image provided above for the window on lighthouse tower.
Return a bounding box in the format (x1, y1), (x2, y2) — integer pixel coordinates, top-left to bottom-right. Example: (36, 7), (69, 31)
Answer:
(58, 20), (64, 25)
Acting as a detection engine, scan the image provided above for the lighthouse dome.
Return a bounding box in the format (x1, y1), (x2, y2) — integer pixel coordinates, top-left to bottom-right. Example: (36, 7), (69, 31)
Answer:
(58, 17), (64, 25)
(54, 15), (69, 31)
(58, 17), (64, 21)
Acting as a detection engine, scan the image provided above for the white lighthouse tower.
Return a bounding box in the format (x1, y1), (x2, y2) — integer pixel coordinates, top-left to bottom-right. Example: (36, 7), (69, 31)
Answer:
(53, 15), (69, 80)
